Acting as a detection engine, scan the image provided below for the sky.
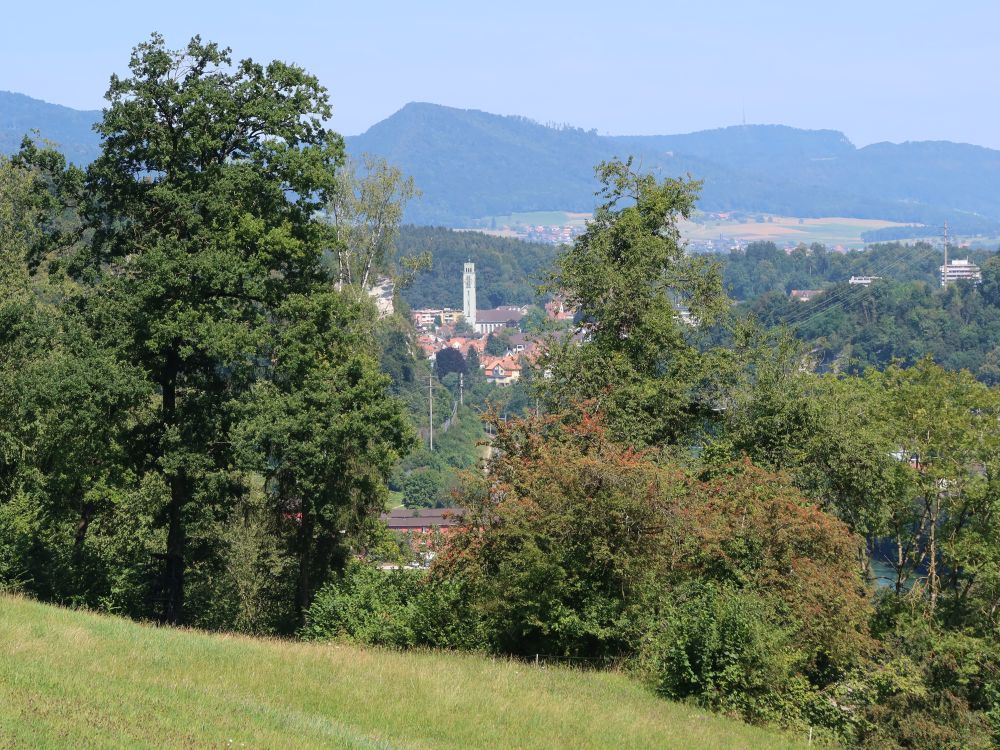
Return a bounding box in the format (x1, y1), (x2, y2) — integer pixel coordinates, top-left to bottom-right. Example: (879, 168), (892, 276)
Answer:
(3, 0), (999, 148)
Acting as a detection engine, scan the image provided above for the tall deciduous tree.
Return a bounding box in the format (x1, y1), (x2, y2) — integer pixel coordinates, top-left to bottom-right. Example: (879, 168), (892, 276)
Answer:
(233, 291), (413, 618)
(876, 361), (1000, 614)
(539, 158), (728, 446)
(1, 152), (150, 608)
(81, 34), (345, 623)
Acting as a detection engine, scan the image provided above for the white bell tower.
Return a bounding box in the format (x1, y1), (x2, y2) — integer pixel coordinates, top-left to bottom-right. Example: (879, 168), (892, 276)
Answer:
(463, 262), (477, 329)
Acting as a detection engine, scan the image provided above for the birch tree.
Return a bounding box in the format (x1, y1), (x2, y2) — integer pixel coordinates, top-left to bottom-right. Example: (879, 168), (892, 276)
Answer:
(326, 154), (421, 295)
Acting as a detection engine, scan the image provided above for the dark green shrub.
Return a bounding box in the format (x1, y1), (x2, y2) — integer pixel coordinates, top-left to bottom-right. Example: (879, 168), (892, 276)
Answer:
(302, 562), (484, 650)
(302, 562), (420, 647)
(642, 583), (795, 720)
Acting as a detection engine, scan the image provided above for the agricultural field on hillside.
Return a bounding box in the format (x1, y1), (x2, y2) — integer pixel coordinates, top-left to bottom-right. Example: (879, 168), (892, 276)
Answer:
(681, 214), (909, 248)
(463, 211), (911, 248)
(0, 597), (811, 750)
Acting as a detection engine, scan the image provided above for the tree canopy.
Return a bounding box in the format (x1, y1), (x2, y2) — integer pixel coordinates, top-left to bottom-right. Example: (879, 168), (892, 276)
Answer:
(0, 35), (411, 628)
(539, 158), (727, 446)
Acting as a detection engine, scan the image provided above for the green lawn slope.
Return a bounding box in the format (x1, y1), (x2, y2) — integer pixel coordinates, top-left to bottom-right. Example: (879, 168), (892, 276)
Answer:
(0, 596), (808, 749)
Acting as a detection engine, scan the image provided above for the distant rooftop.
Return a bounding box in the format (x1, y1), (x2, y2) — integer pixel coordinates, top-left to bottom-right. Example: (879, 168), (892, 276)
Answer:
(475, 308), (525, 324)
(381, 507), (465, 530)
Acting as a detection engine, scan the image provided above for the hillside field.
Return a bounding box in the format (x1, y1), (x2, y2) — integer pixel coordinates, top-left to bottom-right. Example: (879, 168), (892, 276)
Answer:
(0, 596), (810, 749)
(463, 211), (909, 248)
(681, 215), (908, 248)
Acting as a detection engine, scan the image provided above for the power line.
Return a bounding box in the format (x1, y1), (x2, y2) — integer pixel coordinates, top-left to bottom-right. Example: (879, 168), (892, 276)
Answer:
(784, 249), (933, 331)
(780, 243), (942, 330)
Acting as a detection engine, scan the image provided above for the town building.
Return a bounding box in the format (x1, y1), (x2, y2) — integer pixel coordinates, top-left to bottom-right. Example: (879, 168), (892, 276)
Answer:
(481, 354), (522, 385)
(790, 289), (823, 302)
(416, 333), (442, 359)
(380, 508), (466, 565)
(474, 306), (525, 335)
(545, 296), (575, 321)
(675, 306), (697, 326)
(444, 336), (486, 355)
(411, 308), (462, 330)
(505, 331), (533, 355)
(849, 276), (882, 287)
(940, 258), (982, 286)
(381, 507), (464, 534)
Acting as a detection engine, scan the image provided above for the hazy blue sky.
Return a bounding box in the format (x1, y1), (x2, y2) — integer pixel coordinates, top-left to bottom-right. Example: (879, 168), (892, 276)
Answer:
(3, 0), (998, 147)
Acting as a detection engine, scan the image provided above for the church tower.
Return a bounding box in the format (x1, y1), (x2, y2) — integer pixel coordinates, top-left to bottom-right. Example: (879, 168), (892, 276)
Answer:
(463, 262), (477, 329)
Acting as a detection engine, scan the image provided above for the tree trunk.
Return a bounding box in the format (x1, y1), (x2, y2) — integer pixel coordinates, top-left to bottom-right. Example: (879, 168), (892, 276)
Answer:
(295, 510), (314, 623)
(895, 534), (905, 594)
(161, 359), (186, 625)
(928, 491), (940, 612)
(74, 500), (95, 548)
(163, 474), (186, 625)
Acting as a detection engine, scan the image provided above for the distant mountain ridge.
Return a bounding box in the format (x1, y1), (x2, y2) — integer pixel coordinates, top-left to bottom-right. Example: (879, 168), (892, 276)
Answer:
(346, 103), (1000, 232)
(0, 91), (101, 165)
(4, 92), (1000, 235)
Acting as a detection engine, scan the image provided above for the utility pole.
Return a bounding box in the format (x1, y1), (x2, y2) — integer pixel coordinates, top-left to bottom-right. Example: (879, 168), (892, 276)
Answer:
(942, 221), (949, 287)
(459, 372), (464, 407)
(428, 374), (434, 451)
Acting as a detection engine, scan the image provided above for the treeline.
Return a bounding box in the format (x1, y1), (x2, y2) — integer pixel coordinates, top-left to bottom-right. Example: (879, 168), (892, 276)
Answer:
(715, 241), (1000, 382)
(747, 273), (1000, 381)
(394, 225), (558, 309)
(713, 239), (996, 301)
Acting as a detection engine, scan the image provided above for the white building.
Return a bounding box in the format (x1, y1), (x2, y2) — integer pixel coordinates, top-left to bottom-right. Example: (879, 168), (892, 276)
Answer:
(790, 289), (822, 302)
(474, 307), (525, 335)
(463, 262), (477, 329)
(940, 259), (981, 286)
(849, 276), (881, 287)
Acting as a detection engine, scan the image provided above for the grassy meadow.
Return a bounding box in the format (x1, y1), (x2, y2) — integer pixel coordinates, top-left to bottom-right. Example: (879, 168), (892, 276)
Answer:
(0, 596), (811, 749)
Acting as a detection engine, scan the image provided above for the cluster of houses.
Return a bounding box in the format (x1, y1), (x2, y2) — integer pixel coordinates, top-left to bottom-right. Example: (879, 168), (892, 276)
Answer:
(410, 263), (575, 386)
(474, 222), (585, 246)
(414, 327), (549, 386)
(410, 305), (528, 334)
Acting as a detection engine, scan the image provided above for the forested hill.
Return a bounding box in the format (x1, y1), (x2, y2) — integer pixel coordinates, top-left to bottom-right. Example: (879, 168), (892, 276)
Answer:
(714, 241), (1000, 383)
(715, 240), (997, 301)
(395, 225), (558, 309)
(7, 91), (1000, 233)
(0, 91), (101, 165)
(347, 103), (1000, 232)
